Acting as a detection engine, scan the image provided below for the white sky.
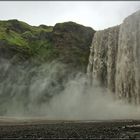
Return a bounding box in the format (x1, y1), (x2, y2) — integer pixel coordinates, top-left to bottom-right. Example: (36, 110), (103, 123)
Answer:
(0, 1), (140, 30)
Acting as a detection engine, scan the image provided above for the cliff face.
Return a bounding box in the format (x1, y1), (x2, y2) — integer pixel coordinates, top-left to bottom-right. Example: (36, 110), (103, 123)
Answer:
(0, 20), (95, 72)
(1, 11), (140, 106)
(87, 10), (140, 103)
(0, 20), (95, 115)
(51, 22), (95, 71)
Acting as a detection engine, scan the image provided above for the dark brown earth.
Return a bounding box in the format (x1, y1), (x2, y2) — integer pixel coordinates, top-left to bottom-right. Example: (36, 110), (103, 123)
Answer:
(0, 119), (140, 139)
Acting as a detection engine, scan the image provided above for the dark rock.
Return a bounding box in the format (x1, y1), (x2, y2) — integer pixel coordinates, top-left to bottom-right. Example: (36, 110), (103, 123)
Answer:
(53, 21), (95, 49)
(0, 20), (95, 72)
(51, 21), (95, 71)
(7, 19), (31, 33)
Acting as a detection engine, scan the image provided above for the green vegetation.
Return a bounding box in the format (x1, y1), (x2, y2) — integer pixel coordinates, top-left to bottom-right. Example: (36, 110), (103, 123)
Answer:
(0, 19), (95, 72)
(0, 19), (54, 56)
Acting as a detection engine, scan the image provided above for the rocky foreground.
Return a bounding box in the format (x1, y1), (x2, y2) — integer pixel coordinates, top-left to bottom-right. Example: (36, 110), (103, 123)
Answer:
(0, 119), (140, 139)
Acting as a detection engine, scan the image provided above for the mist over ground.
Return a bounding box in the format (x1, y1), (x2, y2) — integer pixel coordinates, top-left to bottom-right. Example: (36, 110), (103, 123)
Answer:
(0, 58), (140, 120)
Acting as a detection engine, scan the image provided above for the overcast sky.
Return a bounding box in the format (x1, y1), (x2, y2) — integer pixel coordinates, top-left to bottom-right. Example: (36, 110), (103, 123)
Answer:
(0, 1), (140, 30)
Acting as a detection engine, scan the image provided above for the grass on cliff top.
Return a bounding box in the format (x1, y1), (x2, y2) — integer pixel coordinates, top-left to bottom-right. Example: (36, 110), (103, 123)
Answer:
(0, 20), (91, 72)
(0, 29), (28, 47)
(0, 19), (54, 57)
(0, 19), (53, 33)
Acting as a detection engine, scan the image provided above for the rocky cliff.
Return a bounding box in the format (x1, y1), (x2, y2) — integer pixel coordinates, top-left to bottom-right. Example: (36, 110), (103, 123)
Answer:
(0, 20), (95, 72)
(0, 20), (95, 115)
(87, 10), (140, 104)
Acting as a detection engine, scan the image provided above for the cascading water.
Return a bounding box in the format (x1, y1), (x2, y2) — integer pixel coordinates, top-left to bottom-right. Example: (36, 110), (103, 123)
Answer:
(87, 26), (119, 91)
(1, 10), (140, 120)
(87, 10), (140, 104)
(116, 11), (140, 104)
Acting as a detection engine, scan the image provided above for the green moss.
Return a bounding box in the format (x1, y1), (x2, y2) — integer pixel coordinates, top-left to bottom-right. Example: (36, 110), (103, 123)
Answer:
(22, 31), (33, 38)
(0, 20), (94, 72)
(7, 31), (28, 46)
(28, 39), (59, 61)
(0, 20), (54, 58)
(37, 26), (53, 32)
(0, 30), (28, 47)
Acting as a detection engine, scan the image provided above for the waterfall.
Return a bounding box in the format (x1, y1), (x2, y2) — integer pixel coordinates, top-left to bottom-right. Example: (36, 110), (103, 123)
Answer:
(116, 11), (140, 104)
(87, 10), (140, 103)
(87, 26), (119, 91)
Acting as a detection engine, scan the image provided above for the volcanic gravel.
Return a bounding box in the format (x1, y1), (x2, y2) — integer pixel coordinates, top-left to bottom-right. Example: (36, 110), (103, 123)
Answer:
(0, 120), (140, 139)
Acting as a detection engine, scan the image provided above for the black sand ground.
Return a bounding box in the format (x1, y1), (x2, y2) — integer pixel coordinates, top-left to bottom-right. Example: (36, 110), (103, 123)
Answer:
(0, 119), (140, 139)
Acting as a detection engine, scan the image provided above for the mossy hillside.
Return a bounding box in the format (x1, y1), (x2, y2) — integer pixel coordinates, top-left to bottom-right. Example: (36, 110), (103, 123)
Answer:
(0, 19), (95, 71)
(0, 19), (53, 33)
(0, 20), (53, 59)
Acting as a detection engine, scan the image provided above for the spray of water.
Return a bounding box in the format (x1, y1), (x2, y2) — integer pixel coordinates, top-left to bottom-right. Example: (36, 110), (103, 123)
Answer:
(0, 58), (140, 120)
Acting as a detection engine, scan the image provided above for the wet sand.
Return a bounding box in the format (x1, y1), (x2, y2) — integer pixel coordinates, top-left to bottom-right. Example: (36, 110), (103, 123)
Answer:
(0, 118), (140, 139)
